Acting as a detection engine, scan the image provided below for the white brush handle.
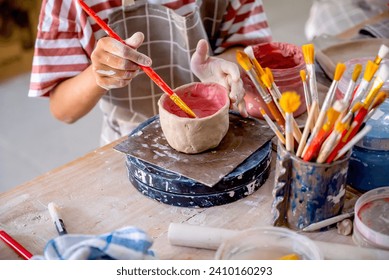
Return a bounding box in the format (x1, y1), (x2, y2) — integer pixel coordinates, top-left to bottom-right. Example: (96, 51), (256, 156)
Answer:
(285, 113), (294, 152)
(297, 101), (318, 157)
(168, 223), (389, 260)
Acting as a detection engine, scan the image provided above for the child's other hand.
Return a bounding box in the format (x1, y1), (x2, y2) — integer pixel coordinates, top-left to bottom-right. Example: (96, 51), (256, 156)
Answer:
(191, 39), (248, 118)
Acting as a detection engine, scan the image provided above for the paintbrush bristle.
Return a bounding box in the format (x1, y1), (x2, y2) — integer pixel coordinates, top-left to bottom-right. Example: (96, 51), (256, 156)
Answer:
(236, 50), (253, 72)
(378, 44), (389, 59)
(363, 60), (379, 82)
(371, 91), (388, 110)
(335, 121), (348, 133)
(351, 101), (363, 113)
(245, 47), (266, 76)
(332, 100), (347, 113)
(244, 45), (255, 59)
(279, 91), (301, 114)
(325, 107), (339, 125)
(333, 63), (346, 81)
(300, 69), (307, 82)
(302, 44), (314, 65)
(265, 68), (274, 83)
(244, 46), (264, 75)
(261, 73), (272, 89)
(352, 64), (362, 82)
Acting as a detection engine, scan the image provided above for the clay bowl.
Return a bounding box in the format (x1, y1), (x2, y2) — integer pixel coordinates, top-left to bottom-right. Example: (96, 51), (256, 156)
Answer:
(158, 82), (230, 154)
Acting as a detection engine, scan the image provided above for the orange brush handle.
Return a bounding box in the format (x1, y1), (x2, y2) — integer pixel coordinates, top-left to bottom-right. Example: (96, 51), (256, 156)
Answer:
(325, 107), (368, 163)
(303, 129), (330, 161)
(267, 101), (286, 132)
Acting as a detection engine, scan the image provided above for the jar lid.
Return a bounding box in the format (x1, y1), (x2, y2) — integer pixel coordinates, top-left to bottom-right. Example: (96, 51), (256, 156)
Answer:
(353, 187), (389, 250)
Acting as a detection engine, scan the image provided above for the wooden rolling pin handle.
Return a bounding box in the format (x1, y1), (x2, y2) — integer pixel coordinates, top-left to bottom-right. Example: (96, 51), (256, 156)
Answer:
(168, 223), (238, 250)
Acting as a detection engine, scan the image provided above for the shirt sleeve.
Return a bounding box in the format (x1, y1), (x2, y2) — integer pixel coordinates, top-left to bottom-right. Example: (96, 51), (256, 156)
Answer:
(214, 0), (272, 54)
(28, 0), (94, 98)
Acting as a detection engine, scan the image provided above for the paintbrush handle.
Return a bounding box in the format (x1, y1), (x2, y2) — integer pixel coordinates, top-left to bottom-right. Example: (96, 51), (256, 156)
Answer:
(325, 129), (348, 163)
(326, 107), (368, 163)
(78, 0), (169, 93)
(301, 106), (326, 157)
(302, 212), (354, 232)
(267, 101), (285, 132)
(285, 113), (294, 152)
(316, 131), (340, 163)
(296, 101), (318, 157)
(260, 110), (286, 144)
(335, 125), (372, 161)
(303, 129), (330, 161)
(0, 230), (33, 259)
(78, 0), (196, 118)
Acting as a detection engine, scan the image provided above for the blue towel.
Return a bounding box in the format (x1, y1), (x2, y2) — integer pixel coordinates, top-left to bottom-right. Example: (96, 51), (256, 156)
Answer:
(32, 226), (156, 260)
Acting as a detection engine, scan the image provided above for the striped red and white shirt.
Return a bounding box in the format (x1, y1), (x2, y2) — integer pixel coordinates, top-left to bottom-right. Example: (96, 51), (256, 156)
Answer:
(29, 0), (271, 98)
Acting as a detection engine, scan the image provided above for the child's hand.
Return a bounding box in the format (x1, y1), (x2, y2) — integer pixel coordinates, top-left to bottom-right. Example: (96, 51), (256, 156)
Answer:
(191, 39), (248, 118)
(91, 32), (152, 90)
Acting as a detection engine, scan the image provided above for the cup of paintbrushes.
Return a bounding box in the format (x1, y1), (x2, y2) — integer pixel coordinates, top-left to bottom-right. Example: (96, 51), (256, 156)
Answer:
(272, 140), (351, 231)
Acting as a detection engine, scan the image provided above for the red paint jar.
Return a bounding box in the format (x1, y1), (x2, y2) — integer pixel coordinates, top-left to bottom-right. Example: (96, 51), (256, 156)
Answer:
(244, 42), (307, 118)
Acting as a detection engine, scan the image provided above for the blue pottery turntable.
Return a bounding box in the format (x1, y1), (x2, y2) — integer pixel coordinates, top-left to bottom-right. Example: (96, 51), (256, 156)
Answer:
(114, 113), (274, 207)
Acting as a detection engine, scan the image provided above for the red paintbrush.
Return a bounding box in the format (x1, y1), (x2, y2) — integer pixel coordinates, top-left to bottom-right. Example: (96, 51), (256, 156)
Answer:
(77, 0), (197, 118)
(0, 230), (33, 259)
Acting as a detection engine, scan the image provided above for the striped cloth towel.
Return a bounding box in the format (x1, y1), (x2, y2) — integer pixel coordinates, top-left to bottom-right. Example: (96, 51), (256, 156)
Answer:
(32, 226), (156, 260)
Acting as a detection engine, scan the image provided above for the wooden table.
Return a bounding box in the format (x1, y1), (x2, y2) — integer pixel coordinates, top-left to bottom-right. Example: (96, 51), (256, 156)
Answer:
(0, 135), (355, 260)
(3, 13), (388, 260)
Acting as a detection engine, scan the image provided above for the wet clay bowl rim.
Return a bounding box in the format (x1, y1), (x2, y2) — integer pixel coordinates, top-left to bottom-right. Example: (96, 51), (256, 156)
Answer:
(158, 82), (230, 154)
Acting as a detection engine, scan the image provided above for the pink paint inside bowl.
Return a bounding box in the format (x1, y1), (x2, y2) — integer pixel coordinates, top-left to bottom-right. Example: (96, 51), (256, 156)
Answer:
(162, 83), (229, 118)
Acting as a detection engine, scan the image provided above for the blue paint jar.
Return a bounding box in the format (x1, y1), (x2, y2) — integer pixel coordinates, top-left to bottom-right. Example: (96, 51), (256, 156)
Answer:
(346, 98), (389, 193)
(338, 58), (389, 193)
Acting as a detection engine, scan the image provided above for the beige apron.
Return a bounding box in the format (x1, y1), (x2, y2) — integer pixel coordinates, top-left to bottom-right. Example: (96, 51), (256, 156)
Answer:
(99, 0), (229, 145)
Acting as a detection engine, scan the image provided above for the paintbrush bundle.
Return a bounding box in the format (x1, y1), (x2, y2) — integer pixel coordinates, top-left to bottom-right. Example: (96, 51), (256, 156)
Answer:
(237, 43), (389, 163)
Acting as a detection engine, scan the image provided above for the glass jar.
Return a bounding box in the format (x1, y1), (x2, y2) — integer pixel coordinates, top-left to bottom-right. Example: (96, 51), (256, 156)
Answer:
(214, 226), (323, 260)
(252, 42), (307, 117)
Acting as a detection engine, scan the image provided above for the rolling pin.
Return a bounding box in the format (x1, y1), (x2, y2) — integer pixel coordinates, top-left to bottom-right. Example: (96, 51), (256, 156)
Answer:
(168, 223), (389, 260)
